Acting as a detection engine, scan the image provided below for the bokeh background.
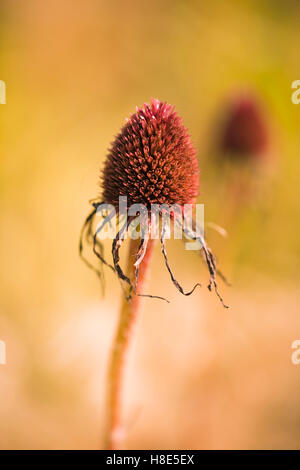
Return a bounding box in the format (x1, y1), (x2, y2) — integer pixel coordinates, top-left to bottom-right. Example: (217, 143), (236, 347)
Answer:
(1, 0), (300, 449)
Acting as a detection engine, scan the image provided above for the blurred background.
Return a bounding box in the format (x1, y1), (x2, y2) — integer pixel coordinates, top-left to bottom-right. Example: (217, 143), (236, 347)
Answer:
(0, 0), (300, 450)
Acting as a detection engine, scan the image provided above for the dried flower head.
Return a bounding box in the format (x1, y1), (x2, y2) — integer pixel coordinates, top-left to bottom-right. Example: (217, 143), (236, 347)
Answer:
(102, 99), (199, 208)
(220, 95), (268, 161)
(80, 99), (227, 306)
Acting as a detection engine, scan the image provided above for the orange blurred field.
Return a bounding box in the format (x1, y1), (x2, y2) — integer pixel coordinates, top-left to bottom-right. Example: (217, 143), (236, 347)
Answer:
(0, 0), (300, 449)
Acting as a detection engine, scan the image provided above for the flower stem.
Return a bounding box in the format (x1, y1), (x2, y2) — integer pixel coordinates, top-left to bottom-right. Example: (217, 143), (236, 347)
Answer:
(104, 237), (154, 449)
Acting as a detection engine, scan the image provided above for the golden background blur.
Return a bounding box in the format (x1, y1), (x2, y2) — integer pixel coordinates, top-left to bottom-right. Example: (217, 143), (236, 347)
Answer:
(1, 0), (300, 449)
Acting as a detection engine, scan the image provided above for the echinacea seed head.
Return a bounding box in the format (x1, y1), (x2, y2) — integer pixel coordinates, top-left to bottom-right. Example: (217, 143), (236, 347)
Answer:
(102, 99), (199, 209)
(220, 95), (268, 160)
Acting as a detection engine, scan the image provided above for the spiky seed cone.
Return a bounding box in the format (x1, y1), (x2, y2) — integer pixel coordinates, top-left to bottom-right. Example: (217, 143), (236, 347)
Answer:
(102, 99), (199, 209)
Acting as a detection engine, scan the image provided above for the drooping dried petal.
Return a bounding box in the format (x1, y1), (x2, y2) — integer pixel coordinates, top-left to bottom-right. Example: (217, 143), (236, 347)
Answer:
(102, 99), (199, 209)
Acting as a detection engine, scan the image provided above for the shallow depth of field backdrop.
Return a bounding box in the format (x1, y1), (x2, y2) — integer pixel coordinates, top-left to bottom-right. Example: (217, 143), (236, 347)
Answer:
(0, 0), (300, 449)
